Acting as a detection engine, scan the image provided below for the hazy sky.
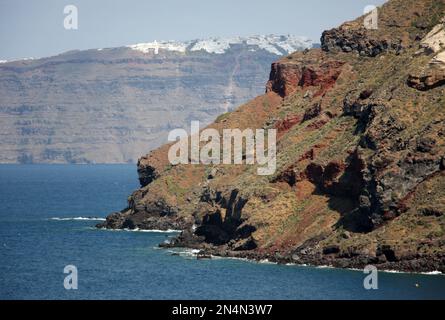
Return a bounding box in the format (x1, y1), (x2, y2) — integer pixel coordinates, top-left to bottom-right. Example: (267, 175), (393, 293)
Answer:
(0, 0), (387, 60)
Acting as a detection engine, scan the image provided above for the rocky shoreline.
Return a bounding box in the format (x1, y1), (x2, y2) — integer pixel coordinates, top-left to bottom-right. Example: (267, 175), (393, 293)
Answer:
(162, 231), (445, 274)
(97, 220), (445, 274)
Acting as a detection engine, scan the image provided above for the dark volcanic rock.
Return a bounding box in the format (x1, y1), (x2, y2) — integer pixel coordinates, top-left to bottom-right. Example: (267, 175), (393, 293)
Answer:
(322, 245), (340, 255)
(137, 162), (158, 187)
(321, 24), (404, 57)
(96, 212), (127, 229)
(302, 103), (322, 122)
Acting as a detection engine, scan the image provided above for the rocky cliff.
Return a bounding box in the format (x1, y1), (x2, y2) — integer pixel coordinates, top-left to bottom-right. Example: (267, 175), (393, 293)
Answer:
(0, 35), (312, 163)
(100, 0), (445, 273)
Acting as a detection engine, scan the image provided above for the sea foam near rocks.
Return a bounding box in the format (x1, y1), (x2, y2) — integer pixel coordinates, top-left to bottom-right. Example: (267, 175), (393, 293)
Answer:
(50, 217), (106, 221)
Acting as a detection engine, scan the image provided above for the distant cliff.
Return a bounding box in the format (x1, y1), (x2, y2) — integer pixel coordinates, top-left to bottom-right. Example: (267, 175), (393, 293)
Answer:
(0, 35), (312, 163)
(100, 0), (445, 273)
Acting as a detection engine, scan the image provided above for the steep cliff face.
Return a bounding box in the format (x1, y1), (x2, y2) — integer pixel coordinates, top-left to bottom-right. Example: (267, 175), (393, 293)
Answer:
(100, 0), (445, 272)
(0, 35), (312, 163)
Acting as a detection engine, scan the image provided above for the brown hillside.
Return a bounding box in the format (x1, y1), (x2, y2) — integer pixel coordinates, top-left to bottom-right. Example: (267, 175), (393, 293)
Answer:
(99, 0), (445, 273)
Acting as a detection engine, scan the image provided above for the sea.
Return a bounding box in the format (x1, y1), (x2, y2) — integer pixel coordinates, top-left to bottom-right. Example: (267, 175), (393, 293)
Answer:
(1, 164), (444, 300)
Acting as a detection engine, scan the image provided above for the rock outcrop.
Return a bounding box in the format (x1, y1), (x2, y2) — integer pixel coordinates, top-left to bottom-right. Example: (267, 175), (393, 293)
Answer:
(408, 17), (445, 90)
(321, 23), (403, 57)
(266, 54), (344, 97)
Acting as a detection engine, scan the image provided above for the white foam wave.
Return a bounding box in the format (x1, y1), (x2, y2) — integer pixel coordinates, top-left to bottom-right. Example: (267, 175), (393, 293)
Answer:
(380, 269), (444, 275)
(167, 248), (201, 259)
(258, 259), (276, 265)
(128, 228), (181, 233)
(50, 217), (106, 221)
(315, 265), (335, 269)
(422, 271), (443, 275)
(97, 227), (180, 233)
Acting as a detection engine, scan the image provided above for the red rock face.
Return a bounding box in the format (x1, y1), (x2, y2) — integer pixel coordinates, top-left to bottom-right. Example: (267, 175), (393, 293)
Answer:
(407, 69), (445, 90)
(274, 115), (302, 138)
(301, 61), (345, 96)
(266, 59), (345, 97)
(305, 114), (331, 131)
(266, 62), (303, 97)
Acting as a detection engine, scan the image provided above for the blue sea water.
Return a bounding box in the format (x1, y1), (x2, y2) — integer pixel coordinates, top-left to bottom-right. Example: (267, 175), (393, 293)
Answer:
(0, 164), (444, 300)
